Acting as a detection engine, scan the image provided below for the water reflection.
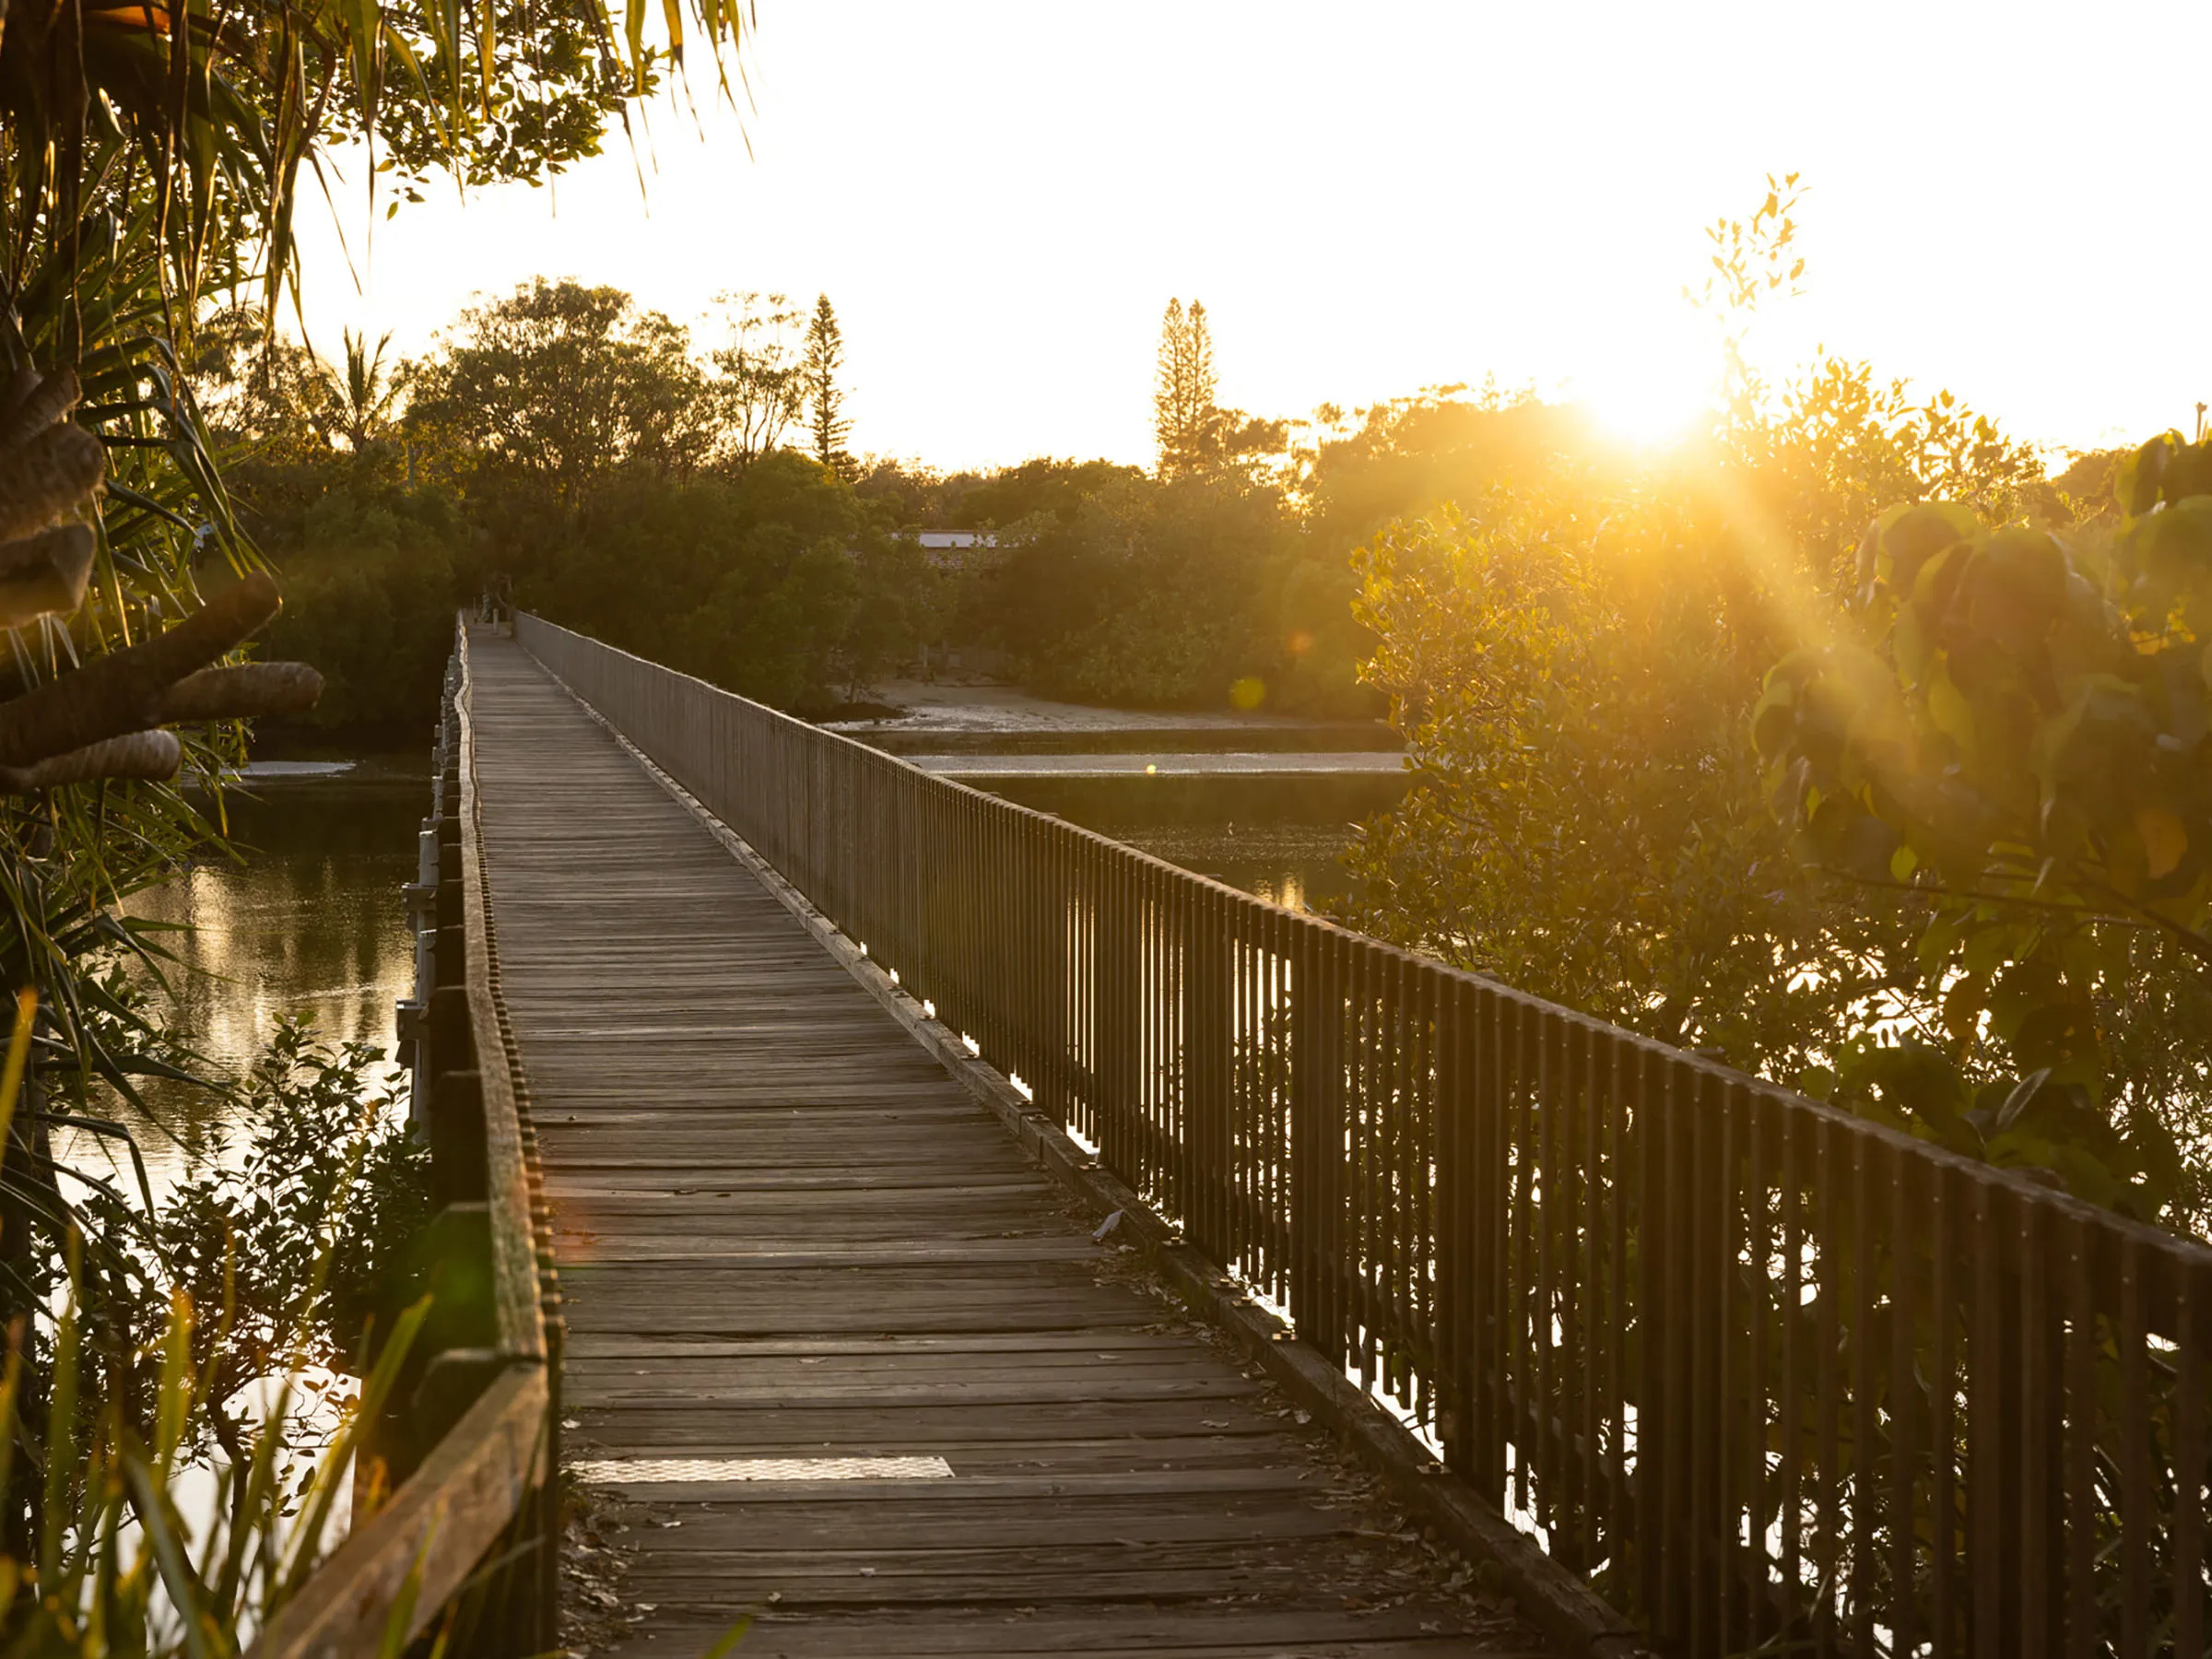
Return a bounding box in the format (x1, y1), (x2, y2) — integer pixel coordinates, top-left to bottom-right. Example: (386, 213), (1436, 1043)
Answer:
(147, 777), (425, 1072)
(70, 769), (426, 1198)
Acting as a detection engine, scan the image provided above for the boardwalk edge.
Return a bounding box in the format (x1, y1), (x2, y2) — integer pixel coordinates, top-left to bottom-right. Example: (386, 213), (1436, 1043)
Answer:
(531, 653), (1650, 1659)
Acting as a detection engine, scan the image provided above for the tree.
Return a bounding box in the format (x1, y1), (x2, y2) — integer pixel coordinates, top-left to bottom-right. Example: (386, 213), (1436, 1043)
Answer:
(531, 452), (888, 712)
(191, 307), (343, 472)
(1153, 299), (1219, 477)
(960, 457), (1147, 527)
(1149, 300), (1288, 486)
(803, 295), (853, 474)
(710, 292), (807, 472)
(837, 539), (942, 700)
(409, 279), (712, 510)
(257, 488), (467, 735)
(980, 470), (1295, 707)
(321, 330), (408, 453)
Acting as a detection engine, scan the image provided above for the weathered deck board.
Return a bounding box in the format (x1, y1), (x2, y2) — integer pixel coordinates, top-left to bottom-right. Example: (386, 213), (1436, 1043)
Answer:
(465, 633), (1539, 1658)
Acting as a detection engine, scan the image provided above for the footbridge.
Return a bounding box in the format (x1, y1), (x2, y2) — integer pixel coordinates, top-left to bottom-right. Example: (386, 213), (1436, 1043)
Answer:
(264, 618), (2212, 1659)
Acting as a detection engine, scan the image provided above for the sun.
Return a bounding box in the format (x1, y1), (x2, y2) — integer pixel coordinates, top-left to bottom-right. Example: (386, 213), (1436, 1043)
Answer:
(1571, 347), (1715, 453)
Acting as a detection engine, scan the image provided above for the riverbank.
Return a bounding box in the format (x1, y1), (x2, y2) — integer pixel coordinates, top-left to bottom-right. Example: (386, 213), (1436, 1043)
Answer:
(825, 676), (1402, 756)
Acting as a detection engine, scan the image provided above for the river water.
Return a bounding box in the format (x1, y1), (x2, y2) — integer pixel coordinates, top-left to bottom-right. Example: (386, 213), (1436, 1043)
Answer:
(75, 763), (429, 1198)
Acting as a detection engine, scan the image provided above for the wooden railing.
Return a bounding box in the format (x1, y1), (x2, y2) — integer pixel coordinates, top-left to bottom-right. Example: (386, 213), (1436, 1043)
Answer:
(254, 622), (560, 1657)
(518, 608), (2212, 1658)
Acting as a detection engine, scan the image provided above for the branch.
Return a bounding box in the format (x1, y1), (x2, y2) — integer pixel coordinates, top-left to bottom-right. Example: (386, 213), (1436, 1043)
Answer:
(0, 573), (280, 766)
(2102, 888), (2212, 971)
(1818, 864), (2212, 969)
(0, 731), (182, 794)
(155, 663), (324, 723)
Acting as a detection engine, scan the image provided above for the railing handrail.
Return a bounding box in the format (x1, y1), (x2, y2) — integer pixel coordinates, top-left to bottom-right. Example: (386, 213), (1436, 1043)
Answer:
(514, 606), (2212, 1656)
(454, 624), (548, 1365)
(509, 611), (2206, 1276)
(253, 619), (554, 1659)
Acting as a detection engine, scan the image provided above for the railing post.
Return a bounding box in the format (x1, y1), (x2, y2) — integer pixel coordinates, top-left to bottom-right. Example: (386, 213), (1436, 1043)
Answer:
(1183, 885), (1232, 1266)
(1290, 924), (1340, 1359)
(1436, 975), (1476, 1488)
(1098, 849), (1138, 1181)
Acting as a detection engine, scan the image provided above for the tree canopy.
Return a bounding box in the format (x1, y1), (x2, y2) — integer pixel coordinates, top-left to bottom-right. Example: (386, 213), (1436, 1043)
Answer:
(409, 279), (713, 508)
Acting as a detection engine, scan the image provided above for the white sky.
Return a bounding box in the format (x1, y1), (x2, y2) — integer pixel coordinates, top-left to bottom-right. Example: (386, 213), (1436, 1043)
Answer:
(295, 0), (2212, 471)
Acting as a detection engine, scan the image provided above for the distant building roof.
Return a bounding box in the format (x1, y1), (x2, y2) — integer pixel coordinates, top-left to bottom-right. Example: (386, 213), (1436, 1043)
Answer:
(914, 531), (995, 549)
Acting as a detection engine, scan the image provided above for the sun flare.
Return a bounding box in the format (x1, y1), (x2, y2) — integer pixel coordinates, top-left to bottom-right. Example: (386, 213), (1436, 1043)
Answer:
(1576, 364), (1712, 452)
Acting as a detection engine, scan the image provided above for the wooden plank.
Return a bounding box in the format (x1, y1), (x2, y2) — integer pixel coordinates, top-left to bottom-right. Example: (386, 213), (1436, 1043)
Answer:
(559, 1402), (1292, 1444)
(608, 1607), (1535, 1658)
(564, 1373), (1258, 1406)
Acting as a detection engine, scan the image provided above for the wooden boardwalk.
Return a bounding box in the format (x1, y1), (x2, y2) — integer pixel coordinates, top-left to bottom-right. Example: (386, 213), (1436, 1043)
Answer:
(465, 633), (1541, 1658)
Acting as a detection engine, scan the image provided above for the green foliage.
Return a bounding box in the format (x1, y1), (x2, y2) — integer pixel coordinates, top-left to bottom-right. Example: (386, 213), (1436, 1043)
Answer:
(1, 224), (266, 1107)
(1725, 362), (2051, 597)
(1335, 182), (2212, 1230)
(709, 292), (808, 474)
(1295, 382), (1586, 565)
(1153, 299), (1219, 478)
(0, 0), (752, 339)
(0, 0), (742, 1424)
(222, 295), (1657, 732)
(257, 488), (467, 735)
(206, 283), (955, 722)
(1331, 274), (2185, 1218)
(0, 1271), (427, 1656)
(1150, 299), (1287, 485)
(1756, 435), (2212, 1220)
(907, 386), (1627, 719)
(1336, 477), (1904, 1072)
(980, 472), (1306, 709)
(529, 455), (931, 710)
(0, 0), (735, 1636)
(957, 458), (1147, 529)
(195, 332), (471, 739)
(0, 994), (430, 1652)
(849, 455), (1149, 536)
(124, 1023), (430, 1438)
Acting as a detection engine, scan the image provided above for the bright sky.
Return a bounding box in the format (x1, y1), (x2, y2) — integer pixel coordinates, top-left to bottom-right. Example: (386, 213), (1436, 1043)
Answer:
(296, 0), (2212, 472)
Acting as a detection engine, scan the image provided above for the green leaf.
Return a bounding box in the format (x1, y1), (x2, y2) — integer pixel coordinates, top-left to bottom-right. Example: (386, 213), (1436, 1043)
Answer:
(2138, 804), (2188, 880)
(1926, 667), (1974, 751)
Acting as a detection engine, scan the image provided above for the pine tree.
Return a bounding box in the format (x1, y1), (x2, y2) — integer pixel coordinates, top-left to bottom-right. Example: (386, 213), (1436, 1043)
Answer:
(803, 294), (852, 473)
(1151, 298), (1219, 477)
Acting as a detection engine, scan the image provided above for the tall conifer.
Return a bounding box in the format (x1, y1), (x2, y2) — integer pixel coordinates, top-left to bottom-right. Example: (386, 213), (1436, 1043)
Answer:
(1152, 298), (1219, 477)
(804, 294), (852, 473)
